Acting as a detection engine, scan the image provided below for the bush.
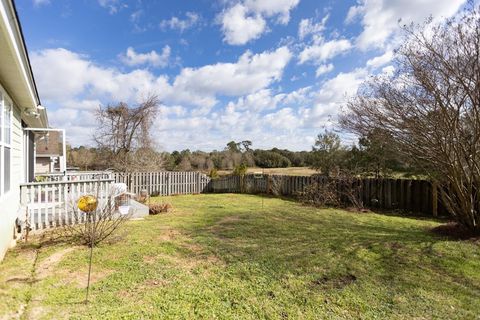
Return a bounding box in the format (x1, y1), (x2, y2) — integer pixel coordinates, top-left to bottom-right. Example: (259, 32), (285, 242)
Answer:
(149, 203), (173, 215)
(62, 193), (130, 247)
(298, 180), (340, 208)
(233, 163), (248, 176)
(297, 175), (364, 210)
(253, 150), (291, 168)
(209, 168), (219, 178)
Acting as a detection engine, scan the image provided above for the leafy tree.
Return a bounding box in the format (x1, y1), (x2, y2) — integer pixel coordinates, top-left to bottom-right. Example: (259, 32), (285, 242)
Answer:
(226, 141), (239, 152)
(311, 130), (345, 176)
(254, 150), (291, 168)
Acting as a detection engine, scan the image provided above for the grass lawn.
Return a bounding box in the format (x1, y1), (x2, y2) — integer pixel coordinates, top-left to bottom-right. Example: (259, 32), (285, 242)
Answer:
(1, 194), (479, 319)
(217, 167), (318, 176)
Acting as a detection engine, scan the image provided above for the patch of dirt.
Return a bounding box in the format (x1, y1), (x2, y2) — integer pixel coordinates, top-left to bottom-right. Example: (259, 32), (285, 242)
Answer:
(143, 255), (157, 264)
(0, 304), (26, 320)
(208, 215), (243, 238)
(312, 274), (357, 289)
(36, 247), (77, 279)
(60, 269), (113, 288)
(28, 306), (49, 320)
(431, 223), (480, 241)
(144, 278), (170, 287)
(157, 228), (182, 241)
(345, 207), (370, 213)
(217, 215), (242, 224)
(118, 277), (170, 299)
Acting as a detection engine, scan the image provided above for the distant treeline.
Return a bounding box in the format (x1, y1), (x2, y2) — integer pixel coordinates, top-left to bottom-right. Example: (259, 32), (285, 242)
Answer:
(67, 133), (422, 178)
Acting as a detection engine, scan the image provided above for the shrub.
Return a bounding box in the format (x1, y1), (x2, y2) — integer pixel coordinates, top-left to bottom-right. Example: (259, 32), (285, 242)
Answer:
(209, 168), (219, 178)
(233, 163), (248, 176)
(297, 175), (364, 211)
(61, 193), (131, 247)
(149, 203), (173, 215)
(298, 180), (340, 208)
(253, 150), (291, 168)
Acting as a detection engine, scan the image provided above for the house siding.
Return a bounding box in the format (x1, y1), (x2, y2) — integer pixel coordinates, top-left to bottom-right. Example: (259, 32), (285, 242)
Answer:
(0, 95), (23, 260)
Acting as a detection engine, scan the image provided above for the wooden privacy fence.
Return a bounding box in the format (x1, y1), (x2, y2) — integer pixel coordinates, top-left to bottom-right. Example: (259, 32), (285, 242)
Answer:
(20, 179), (114, 231)
(208, 174), (448, 216)
(112, 171), (211, 196)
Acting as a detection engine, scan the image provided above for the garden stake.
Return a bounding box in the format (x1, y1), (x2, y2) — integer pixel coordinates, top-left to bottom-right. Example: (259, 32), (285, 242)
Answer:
(85, 227), (94, 303)
(77, 195), (98, 304)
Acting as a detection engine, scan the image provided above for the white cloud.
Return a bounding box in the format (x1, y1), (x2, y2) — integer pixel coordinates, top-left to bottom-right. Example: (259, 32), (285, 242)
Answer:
(119, 46), (171, 68)
(315, 63), (334, 77)
(306, 68), (367, 125)
(298, 15), (329, 39)
(219, 0), (300, 45)
(31, 46), (293, 146)
(158, 105), (187, 117)
(299, 39), (352, 64)
(347, 0), (466, 50)
(228, 89), (281, 111)
(33, 0), (50, 6)
(130, 10), (142, 22)
(264, 108), (301, 130)
(366, 50), (393, 69)
(97, 0), (126, 14)
(160, 12), (200, 32)
(220, 4), (267, 45)
(244, 0), (300, 24)
(171, 46), (292, 105)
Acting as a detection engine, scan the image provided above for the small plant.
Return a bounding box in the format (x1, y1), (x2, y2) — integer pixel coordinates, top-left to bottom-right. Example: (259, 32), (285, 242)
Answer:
(233, 163), (248, 176)
(61, 191), (131, 247)
(209, 168), (219, 178)
(149, 202), (173, 215)
(35, 175), (47, 182)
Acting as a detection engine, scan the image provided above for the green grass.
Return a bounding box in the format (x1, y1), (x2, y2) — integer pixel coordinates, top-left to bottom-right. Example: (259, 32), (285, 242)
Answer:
(1, 194), (479, 319)
(217, 167), (318, 176)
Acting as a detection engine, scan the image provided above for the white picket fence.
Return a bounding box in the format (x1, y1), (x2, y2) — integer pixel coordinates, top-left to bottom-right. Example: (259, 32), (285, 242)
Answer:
(36, 171), (113, 182)
(111, 171), (211, 195)
(21, 171), (213, 232)
(20, 179), (114, 232)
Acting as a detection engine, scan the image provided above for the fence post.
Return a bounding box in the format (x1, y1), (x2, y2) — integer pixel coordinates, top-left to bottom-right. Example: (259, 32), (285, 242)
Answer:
(266, 174), (271, 194)
(167, 172), (171, 195)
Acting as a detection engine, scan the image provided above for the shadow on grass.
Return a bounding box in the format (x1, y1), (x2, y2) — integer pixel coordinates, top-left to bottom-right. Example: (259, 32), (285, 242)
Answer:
(181, 201), (479, 298)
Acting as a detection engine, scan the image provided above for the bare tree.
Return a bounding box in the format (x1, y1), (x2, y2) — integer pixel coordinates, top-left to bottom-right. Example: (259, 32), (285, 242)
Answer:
(94, 95), (162, 171)
(340, 5), (480, 232)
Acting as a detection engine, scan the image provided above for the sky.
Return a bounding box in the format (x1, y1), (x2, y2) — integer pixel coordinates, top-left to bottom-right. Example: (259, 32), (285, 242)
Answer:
(17, 0), (467, 151)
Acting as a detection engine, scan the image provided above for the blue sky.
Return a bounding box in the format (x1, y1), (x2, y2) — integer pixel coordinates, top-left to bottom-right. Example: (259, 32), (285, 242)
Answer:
(17, 0), (466, 151)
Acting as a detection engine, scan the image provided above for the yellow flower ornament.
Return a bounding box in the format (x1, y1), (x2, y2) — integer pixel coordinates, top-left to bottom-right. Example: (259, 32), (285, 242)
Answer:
(77, 195), (98, 213)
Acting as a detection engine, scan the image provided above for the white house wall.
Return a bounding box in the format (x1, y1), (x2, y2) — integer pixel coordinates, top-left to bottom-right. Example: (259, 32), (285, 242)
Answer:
(0, 93), (23, 261)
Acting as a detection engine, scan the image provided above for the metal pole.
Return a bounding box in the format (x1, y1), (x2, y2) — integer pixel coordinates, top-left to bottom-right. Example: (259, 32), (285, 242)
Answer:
(85, 215), (94, 304)
(262, 168), (264, 209)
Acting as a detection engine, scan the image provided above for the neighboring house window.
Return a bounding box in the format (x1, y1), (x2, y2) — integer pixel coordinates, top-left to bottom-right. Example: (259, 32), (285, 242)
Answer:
(0, 90), (12, 195)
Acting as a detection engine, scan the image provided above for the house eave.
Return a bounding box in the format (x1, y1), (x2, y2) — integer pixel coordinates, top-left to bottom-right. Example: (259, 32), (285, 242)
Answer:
(0, 0), (47, 128)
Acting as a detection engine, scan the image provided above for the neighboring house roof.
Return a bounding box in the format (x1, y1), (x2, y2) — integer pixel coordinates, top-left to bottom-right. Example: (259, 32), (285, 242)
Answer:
(0, 0), (48, 128)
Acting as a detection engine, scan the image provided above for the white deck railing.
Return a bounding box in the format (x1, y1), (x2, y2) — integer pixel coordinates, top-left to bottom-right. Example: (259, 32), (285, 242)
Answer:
(35, 171), (113, 182)
(20, 179), (114, 232)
